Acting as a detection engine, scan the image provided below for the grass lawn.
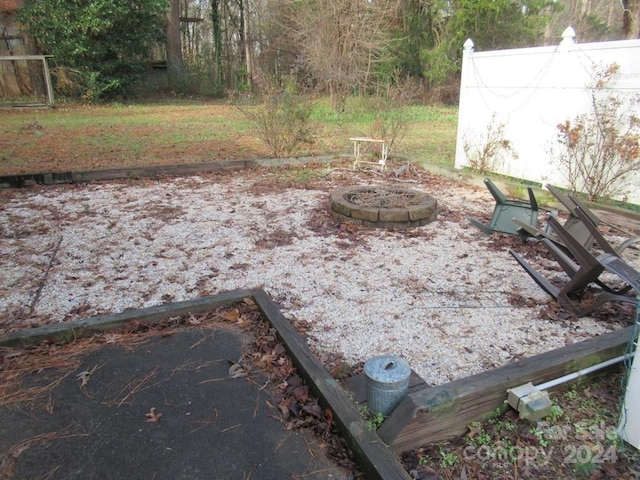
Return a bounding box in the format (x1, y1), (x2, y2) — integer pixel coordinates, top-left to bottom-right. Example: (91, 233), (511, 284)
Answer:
(0, 99), (458, 176)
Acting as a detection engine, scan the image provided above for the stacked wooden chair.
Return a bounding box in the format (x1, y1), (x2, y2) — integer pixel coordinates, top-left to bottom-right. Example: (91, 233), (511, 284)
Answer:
(509, 187), (640, 317)
(514, 184), (597, 248)
(515, 184), (640, 253)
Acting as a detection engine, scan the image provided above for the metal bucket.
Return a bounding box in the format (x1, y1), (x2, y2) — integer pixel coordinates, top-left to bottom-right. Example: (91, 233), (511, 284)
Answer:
(364, 355), (411, 416)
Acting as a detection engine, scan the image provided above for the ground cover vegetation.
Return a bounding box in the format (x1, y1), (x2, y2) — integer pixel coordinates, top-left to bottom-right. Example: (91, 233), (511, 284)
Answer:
(401, 369), (640, 479)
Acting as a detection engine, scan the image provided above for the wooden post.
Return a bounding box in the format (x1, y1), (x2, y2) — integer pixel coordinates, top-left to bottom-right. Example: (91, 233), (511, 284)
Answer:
(42, 56), (54, 107)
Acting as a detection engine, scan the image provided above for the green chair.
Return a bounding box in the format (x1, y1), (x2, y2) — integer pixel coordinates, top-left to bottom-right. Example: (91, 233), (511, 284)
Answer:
(469, 178), (539, 235)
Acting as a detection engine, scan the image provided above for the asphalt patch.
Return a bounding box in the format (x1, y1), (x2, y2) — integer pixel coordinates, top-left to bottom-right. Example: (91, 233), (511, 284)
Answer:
(0, 326), (350, 479)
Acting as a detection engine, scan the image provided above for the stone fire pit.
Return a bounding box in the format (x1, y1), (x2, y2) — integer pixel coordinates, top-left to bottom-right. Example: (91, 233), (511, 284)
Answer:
(329, 186), (437, 229)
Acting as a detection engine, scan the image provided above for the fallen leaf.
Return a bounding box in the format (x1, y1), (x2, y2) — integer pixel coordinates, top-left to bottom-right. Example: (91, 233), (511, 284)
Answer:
(76, 364), (100, 387)
(302, 403), (322, 418)
(145, 407), (163, 423)
(325, 408), (333, 426)
(466, 421), (483, 439)
(217, 310), (240, 322)
(76, 371), (92, 387)
(103, 333), (122, 344)
(278, 397), (292, 416)
(242, 297), (256, 307)
(293, 385), (309, 402)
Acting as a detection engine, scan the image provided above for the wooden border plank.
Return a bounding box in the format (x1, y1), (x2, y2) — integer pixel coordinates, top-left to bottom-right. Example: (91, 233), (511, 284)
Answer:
(0, 161), (252, 188)
(0, 289), (255, 347)
(252, 289), (411, 480)
(0, 156), (341, 189)
(69, 160), (251, 182)
(6, 287), (630, 475)
(377, 325), (636, 453)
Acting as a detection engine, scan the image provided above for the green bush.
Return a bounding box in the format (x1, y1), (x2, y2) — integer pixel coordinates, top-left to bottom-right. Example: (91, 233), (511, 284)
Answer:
(19, 0), (167, 102)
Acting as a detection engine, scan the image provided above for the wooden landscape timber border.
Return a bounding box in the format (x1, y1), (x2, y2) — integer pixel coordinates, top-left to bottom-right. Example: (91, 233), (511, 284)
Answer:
(0, 160), (252, 188)
(0, 287), (411, 480)
(377, 324), (636, 454)
(0, 156), (338, 188)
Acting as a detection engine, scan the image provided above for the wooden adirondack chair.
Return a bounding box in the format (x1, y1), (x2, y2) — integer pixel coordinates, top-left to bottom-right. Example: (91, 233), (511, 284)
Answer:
(514, 184), (597, 248)
(509, 214), (640, 317)
(571, 205), (640, 257)
(516, 184), (640, 256)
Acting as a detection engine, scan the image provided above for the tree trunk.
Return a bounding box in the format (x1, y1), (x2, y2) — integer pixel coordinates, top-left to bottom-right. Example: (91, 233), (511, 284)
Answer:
(621, 0), (638, 38)
(241, 0), (253, 91)
(166, 0), (183, 87)
(329, 81), (345, 112)
(211, 0), (223, 92)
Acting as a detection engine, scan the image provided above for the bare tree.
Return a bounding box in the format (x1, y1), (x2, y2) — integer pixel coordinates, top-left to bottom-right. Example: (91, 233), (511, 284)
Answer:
(622, 0), (640, 38)
(544, 0), (638, 43)
(211, 0), (223, 89)
(239, 0), (253, 91)
(283, 0), (398, 110)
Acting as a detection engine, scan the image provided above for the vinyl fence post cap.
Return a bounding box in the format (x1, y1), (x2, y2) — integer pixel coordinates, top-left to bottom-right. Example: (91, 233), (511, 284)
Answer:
(561, 26), (576, 45)
(463, 38), (474, 52)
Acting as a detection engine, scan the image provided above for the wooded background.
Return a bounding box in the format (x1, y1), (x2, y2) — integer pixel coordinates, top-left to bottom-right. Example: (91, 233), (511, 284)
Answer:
(1, 0), (639, 102)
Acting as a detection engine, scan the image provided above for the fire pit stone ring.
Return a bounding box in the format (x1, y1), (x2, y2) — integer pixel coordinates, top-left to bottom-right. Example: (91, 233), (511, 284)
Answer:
(329, 186), (437, 229)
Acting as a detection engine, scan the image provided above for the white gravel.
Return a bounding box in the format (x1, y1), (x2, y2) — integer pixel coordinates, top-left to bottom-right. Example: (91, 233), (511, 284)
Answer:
(0, 166), (634, 385)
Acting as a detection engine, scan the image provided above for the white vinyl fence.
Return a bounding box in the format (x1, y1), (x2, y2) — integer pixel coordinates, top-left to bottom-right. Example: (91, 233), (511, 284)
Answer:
(454, 29), (640, 205)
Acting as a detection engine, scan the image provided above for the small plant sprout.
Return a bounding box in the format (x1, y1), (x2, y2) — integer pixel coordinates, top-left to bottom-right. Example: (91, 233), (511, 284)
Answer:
(366, 411), (385, 431)
(550, 404), (564, 422)
(357, 404), (385, 431)
(438, 444), (460, 468)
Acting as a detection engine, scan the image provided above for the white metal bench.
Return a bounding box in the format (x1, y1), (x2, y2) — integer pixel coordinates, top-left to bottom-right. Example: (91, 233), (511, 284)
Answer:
(349, 137), (389, 172)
